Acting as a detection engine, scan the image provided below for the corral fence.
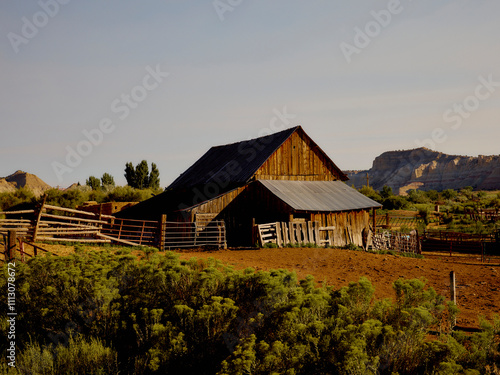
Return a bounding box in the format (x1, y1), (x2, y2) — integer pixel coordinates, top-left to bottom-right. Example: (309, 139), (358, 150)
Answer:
(0, 197), (159, 247)
(0, 198), (164, 253)
(1, 205), (228, 261)
(421, 230), (500, 259)
(371, 229), (421, 254)
(160, 218), (227, 250)
(373, 211), (423, 229)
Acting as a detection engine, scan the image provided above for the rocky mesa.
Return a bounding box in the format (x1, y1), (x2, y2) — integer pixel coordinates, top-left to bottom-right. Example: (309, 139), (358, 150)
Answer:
(0, 170), (52, 197)
(346, 148), (500, 195)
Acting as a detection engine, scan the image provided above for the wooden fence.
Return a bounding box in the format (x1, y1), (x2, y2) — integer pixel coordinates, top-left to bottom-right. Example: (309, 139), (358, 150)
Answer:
(372, 229), (421, 254)
(0, 198), (159, 248)
(160, 218), (227, 250)
(0, 231), (56, 263)
(255, 222), (422, 254)
(421, 230), (499, 258)
(373, 211), (422, 229)
(256, 221), (336, 247)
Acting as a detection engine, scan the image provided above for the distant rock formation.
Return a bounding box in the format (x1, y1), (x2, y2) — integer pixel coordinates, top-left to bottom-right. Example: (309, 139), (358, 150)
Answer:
(346, 148), (500, 195)
(0, 170), (52, 197)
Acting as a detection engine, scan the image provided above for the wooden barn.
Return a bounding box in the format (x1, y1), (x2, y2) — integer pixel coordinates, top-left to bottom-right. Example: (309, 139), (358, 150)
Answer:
(117, 126), (381, 247)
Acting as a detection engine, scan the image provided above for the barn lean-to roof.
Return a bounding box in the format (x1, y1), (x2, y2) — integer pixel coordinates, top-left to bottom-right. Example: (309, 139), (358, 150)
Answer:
(257, 180), (381, 212)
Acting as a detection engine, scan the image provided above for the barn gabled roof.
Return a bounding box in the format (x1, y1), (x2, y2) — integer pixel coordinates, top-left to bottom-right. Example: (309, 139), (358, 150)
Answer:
(167, 126), (347, 191)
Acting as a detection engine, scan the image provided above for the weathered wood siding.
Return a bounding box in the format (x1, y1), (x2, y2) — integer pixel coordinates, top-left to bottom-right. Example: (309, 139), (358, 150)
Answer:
(254, 129), (343, 181)
(190, 187), (245, 216)
(311, 211), (370, 247)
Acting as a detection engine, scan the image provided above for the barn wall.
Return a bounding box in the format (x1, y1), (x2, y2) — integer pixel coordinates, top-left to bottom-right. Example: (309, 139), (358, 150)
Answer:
(254, 130), (343, 181)
(310, 210), (370, 247)
(190, 187), (246, 216)
(184, 181), (370, 247)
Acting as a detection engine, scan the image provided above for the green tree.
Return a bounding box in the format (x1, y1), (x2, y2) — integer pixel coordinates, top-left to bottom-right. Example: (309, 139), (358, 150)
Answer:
(124, 160), (160, 189)
(380, 185), (393, 199)
(383, 195), (409, 210)
(407, 189), (430, 204)
(425, 190), (439, 201)
(442, 189), (457, 201)
(148, 163), (160, 190)
(359, 186), (382, 203)
(124, 162), (136, 187)
(101, 173), (115, 188)
(86, 176), (101, 190)
(135, 160), (149, 189)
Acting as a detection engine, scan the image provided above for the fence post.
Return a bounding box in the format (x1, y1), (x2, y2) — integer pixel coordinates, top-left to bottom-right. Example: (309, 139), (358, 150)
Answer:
(32, 195), (47, 242)
(251, 218), (256, 247)
(159, 214), (167, 250)
(8, 230), (16, 261)
(385, 213), (390, 228)
(450, 271), (457, 327)
(276, 222), (282, 247)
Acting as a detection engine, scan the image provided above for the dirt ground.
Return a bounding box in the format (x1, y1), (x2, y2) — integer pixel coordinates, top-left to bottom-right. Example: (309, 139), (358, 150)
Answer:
(177, 247), (500, 329)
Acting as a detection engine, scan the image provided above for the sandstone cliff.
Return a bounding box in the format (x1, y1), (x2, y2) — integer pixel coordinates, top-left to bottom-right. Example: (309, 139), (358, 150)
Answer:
(0, 170), (52, 197)
(346, 148), (500, 195)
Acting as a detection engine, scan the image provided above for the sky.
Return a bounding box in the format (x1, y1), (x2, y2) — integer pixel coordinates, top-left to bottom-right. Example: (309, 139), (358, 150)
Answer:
(1, 0), (499, 188)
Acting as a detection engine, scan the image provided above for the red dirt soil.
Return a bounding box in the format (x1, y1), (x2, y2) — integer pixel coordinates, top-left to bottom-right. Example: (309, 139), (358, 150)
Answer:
(178, 247), (500, 329)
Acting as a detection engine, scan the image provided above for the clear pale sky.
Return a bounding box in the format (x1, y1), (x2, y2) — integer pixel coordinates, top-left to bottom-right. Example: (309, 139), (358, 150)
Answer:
(1, 1), (499, 188)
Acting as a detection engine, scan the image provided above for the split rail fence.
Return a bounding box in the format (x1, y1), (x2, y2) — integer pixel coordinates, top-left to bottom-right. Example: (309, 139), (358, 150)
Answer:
(0, 198), (159, 247)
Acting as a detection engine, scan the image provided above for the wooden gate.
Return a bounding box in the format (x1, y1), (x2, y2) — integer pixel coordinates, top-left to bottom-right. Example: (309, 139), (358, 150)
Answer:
(160, 219), (227, 250)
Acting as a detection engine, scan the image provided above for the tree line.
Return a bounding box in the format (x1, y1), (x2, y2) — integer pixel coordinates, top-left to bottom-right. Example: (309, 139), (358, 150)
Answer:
(85, 160), (160, 190)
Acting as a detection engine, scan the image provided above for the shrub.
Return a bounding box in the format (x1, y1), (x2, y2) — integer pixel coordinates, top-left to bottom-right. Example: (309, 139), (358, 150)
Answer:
(16, 335), (119, 375)
(359, 185), (382, 203)
(383, 196), (409, 210)
(442, 189), (458, 201)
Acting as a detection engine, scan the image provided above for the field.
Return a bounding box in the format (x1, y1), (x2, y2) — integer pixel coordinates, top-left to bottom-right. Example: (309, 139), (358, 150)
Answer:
(177, 247), (500, 329)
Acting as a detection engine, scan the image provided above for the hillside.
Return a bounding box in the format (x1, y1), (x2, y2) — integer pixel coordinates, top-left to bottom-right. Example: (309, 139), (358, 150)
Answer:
(346, 148), (500, 195)
(0, 170), (52, 197)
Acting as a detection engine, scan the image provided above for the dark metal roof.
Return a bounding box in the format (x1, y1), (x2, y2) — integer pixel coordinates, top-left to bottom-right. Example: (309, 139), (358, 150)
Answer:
(167, 127), (299, 190)
(258, 180), (382, 212)
(166, 126), (347, 191)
